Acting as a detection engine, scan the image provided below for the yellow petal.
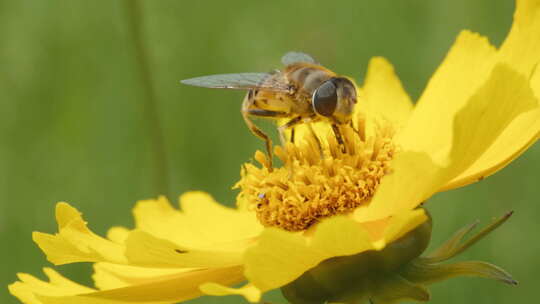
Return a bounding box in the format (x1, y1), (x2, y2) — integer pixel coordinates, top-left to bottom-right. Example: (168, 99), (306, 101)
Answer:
(354, 151), (443, 222)
(399, 1), (540, 189)
(133, 193), (262, 248)
(124, 230), (246, 268)
(92, 262), (193, 290)
(397, 30), (497, 162)
(35, 296), (167, 304)
(382, 209), (428, 244)
(358, 56), (413, 128)
(92, 265), (128, 291)
(9, 268), (95, 304)
(498, 0), (540, 76)
(358, 64), (537, 221)
(200, 283), (261, 303)
(106, 227), (130, 244)
(244, 217), (371, 292)
(33, 203), (127, 265)
(244, 211), (426, 292)
(69, 266), (244, 303)
(10, 266), (245, 304)
(440, 0), (540, 189)
(441, 106), (539, 190)
(438, 64), (536, 176)
(179, 191), (263, 241)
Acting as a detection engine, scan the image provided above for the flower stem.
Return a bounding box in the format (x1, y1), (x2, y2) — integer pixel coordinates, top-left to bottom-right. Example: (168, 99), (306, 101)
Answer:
(124, 0), (170, 197)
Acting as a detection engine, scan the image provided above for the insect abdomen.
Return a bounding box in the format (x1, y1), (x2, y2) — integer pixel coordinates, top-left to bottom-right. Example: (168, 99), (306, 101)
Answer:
(245, 89), (296, 115)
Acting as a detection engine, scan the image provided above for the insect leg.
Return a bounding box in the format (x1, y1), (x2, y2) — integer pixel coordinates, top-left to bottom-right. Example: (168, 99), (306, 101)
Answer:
(247, 109), (288, 118)
(246, 108), (291, 153)
(278, 116), (303, 146)
(307, 123), (324, 158)
(331, 123), (346, 153)
(277, 116), (303, 178)
(348, 119), (365, 141)
(243, 110), (274, 170)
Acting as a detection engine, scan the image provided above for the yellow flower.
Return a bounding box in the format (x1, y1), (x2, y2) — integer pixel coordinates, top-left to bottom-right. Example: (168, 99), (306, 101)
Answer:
(9, 194), (429, 304)
(9, 193), (263, 304)
(9, 0), (540, 303)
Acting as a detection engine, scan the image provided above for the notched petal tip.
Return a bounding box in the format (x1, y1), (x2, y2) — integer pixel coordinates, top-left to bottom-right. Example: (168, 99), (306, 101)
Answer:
(10, 265), (247, 304)
(55, 202), (82, 229)
(360, 56), (413, 128)
(398, 29), (497, 159)
(179, 191), (231, 213)
(32, 204), (127, 266)
(9, 268), (96, 304)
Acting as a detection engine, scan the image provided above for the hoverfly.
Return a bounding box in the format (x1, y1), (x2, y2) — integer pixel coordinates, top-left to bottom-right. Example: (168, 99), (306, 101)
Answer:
(181, 52), (357, 169)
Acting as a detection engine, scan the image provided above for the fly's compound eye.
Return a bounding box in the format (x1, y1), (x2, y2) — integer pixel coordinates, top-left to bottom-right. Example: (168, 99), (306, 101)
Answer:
(312, 79), (338, 117)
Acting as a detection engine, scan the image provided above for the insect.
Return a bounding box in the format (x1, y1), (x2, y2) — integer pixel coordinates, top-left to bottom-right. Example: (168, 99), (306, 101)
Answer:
(181, 52), (358, 169)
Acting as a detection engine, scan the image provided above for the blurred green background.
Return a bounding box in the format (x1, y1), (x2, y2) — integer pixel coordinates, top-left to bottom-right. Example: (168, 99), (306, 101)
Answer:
(1, 0), (538, 303)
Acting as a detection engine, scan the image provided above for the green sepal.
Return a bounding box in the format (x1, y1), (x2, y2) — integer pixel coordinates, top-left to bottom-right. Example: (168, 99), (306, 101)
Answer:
(424, 211), (513, 263)
(399, 211), (517, 287)
(400, 259), (517, 286)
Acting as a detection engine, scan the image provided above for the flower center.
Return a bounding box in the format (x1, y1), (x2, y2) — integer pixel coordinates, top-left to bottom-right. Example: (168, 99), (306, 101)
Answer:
(236, 115), (396, 231)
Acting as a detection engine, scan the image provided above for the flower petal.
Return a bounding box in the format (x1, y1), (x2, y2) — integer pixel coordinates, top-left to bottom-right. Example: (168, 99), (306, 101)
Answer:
(358, 64), (537, 221)
(33, 203), (127, 265)
(397, 30), (497, 162)
(9, 268), (95, 304)
(440, 0), (540, 189)
(244, 210), (426, 292)
(10, 266), (245, 304)
(106, 227), (130, 244)
(178, 191), (263, 241)
(92, 263), (193, 290)
(124, 230), (246, 268)
(354, 151), (443, 222)
(381, 209), (428, 246)
(435, 64), (536, 177)
(133, 193), (262, 248)
(441, 106), (539, 190)
(127, 194), (256, 269)
(498, 0), (540, 76)
(200, 283), (261, 303)
(358, 57), (413, 128)
(244, 217), (372, 292)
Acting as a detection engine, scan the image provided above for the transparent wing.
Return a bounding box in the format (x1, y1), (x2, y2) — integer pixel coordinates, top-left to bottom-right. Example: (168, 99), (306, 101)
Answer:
(281, 51), (317, 66)
(180, 72), (290, 92)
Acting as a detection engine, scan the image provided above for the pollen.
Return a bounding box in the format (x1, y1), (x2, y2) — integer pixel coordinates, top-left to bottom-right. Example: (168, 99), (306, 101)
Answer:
(236, 116), (396, 231)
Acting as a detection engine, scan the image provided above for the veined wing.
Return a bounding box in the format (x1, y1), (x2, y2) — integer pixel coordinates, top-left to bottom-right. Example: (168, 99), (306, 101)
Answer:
(180, 72), (291, 92)
(281, 51), (317, 66)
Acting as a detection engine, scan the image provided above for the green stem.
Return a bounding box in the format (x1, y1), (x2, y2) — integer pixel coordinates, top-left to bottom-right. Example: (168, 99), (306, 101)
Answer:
(124, 0), (170, 197)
